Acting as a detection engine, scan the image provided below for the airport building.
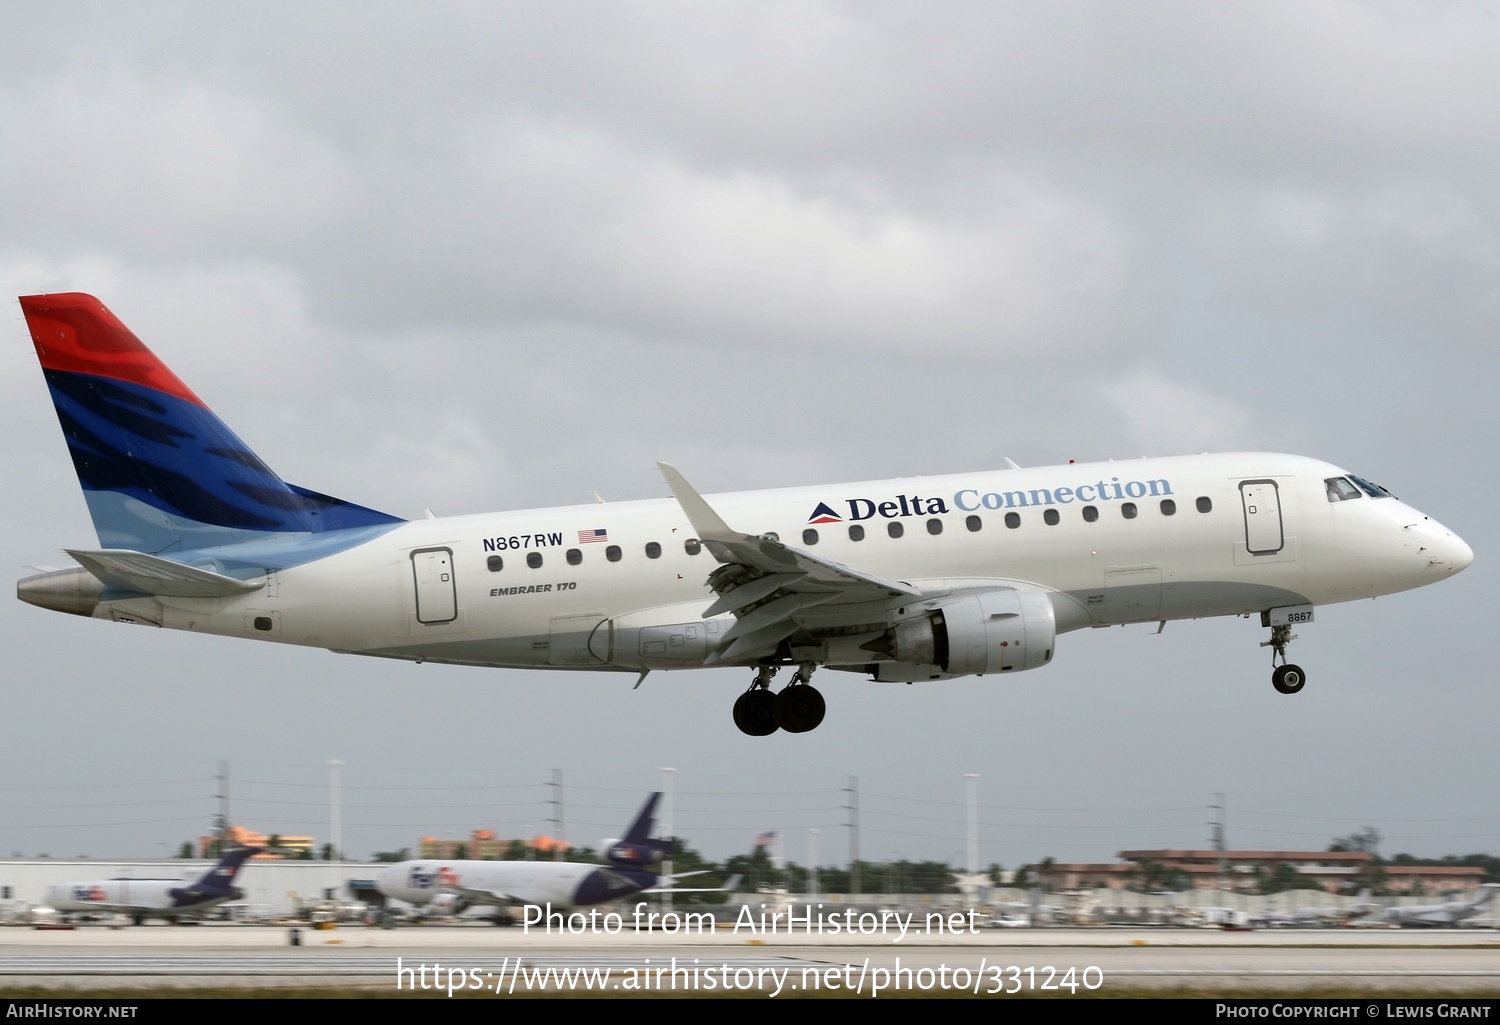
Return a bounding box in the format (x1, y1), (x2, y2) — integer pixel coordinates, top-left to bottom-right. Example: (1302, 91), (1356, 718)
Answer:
(1110, 850), (1487, 894)
(418, 829), (569, 860)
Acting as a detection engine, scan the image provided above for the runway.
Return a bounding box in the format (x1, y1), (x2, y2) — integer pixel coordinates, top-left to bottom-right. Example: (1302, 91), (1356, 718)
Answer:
(3, 925), (1499, 996)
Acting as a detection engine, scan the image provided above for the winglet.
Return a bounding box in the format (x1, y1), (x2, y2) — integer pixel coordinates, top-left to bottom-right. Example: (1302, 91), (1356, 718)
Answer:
(657, 463), (740, 542)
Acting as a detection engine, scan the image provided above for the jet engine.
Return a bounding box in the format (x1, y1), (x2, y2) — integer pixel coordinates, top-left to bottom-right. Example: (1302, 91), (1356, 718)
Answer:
(427, 892), (467, 916)
(879, 589), (1056, 679)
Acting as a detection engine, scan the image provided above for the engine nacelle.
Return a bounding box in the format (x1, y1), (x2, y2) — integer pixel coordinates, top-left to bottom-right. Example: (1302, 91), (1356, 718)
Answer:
(889, 589), (1056, 677)
(427, 892), (466, 916)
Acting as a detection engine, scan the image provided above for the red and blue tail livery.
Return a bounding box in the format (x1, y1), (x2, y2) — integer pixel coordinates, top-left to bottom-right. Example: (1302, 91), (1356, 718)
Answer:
(22, 292), (402, 555)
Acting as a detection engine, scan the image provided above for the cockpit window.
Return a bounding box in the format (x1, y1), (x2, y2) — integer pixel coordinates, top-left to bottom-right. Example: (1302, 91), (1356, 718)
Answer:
(1348, 475), (1394, 499)
(1325, 477), (1363, 503)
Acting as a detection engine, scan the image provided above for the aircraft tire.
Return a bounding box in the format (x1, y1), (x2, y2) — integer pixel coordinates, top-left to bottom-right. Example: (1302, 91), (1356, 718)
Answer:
(1272, 664), (1305, 695)
(774, 685), (826, 733)
(733, 690), (779, 736)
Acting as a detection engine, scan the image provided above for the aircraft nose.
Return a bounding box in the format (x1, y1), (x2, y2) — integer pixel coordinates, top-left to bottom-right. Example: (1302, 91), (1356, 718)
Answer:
(1418, 521), (1473, 576)
(1448, 533), (1474, 574)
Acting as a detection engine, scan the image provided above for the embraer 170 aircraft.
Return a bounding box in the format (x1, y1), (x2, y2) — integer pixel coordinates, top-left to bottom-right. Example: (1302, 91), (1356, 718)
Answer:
(16, 294), (1473, 735)
(376, 792), (691, 918)
(42, 847), (259, 925)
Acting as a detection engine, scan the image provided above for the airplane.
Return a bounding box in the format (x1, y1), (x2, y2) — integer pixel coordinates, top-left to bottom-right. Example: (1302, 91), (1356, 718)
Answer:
(1248, 888), (1374, 928)
(41, 846), (260, 925)
(1376, 884), (1497, 928)
(15, 293), (1474, 735)
(375, 792), (711, 919)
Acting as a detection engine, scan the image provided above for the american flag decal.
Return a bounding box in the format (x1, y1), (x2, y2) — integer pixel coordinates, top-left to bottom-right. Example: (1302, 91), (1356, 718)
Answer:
(578, 528), (609, 544)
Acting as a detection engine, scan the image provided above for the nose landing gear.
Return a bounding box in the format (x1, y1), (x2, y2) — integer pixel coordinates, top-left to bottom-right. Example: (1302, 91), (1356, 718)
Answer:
(732, 663), (827, 735)
(1262, 624), (1306, 695)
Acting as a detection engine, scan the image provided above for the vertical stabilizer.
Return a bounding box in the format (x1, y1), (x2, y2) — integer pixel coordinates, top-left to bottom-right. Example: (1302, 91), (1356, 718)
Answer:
(20, 293), (401, 553)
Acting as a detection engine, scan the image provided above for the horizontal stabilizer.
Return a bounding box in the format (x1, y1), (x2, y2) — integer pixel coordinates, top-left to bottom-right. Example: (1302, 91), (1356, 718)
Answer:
(67, 549), (264, 598)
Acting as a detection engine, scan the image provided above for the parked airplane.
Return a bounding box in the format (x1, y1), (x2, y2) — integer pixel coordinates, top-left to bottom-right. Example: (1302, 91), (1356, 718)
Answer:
(16, 293), (1474, 735)
(1378, 884), (1497, 928)
(375, 792), (703, 918)
(42, 847), (260, 925)
(1248, 889), (1374, 928)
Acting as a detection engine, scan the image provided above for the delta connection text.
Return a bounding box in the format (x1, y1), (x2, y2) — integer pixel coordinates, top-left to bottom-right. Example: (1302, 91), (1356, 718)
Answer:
(523, 901), (980, 941)
(829, 473), (1175, 520)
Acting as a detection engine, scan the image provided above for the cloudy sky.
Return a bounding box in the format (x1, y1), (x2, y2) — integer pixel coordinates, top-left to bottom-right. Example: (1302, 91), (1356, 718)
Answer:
(1, 2), (1495, 873)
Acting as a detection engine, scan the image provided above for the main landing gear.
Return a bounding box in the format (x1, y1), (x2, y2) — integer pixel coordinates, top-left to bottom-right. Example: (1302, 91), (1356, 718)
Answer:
(1261, 623), (1306, 695)
(732, 663), (826, 736)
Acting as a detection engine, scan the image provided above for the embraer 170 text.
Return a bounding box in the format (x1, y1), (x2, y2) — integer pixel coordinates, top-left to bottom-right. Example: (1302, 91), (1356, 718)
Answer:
(16, 294), (1473, 735)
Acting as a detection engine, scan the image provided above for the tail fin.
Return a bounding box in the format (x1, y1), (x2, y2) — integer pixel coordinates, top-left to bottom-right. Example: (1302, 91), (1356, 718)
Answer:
(605, 792), (675, 868)
(20, 293), (401, 553)
(179, 846), (260, 898)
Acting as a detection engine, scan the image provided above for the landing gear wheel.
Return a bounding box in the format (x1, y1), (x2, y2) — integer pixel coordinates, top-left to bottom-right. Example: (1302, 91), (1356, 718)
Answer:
(774, 685), (826, 733)
(733, 688), (779, 736)
(1272, 664), (1306, 695)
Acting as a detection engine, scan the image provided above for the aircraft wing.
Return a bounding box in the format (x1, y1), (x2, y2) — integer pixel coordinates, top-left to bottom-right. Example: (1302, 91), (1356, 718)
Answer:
(450, 885), (524, 907)
(658, 464), (921, 663)
(644, 872), (742, 894)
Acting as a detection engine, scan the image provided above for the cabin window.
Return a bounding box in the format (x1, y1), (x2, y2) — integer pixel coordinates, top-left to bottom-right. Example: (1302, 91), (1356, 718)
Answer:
(684, 539), (702, 555)
(527, 552), (543, 569)
(566, 548), (582, 566)
(1160, 499), (1176, 516)
(1121, 502), (1138, 519)
(1082, 505), (1098, 522)
(888, 521), (904, 539)
(848, 524), (865, 541)
(487, 555), (503, 572)
(1196, 496), (1212, 513)
(645, 541), (662, 559)
(605, 545), (622, 562)
(926, 518), (943, 535)
(1005, 512), (1021, 529)
(965, 515), (982, 532)
(802, 528), (819, 545)
(1043, 509), (1059, 526)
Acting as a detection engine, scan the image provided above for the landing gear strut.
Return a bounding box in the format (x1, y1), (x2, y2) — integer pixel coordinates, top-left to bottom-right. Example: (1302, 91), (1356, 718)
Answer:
(1261, 624), (1306, 695)
(732, 663), (827, 735)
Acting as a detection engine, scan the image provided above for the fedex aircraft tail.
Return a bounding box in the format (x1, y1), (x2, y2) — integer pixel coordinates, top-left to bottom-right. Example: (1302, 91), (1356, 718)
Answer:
(19, 293), (401, 554)
(605, 792), (675, 868)
(173, 846), (260, 901)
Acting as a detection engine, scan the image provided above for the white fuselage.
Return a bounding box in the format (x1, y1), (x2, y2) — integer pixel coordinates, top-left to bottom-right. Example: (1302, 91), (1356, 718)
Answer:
(376, 859), (649, 911)
(43, 878), (217, 918)
(85, 452), (1471, 675)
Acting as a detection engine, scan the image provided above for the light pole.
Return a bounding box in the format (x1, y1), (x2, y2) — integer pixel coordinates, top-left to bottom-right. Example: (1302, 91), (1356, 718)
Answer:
(660, 768), (675, 913)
